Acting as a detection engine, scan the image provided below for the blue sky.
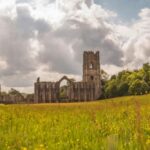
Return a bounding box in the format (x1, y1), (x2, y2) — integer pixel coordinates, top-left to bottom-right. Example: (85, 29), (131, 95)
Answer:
(95, 0), (150, 21)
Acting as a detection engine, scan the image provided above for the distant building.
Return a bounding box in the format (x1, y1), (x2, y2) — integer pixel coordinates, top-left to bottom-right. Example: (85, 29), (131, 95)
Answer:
(0, 88), (25, 104)
(34, 51), (102, 103)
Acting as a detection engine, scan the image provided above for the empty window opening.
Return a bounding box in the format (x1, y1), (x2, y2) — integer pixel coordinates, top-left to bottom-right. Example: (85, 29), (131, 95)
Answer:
(59, 79), (68, 101)
(89, 63), (93, 69)
(91, 76), (94, 81)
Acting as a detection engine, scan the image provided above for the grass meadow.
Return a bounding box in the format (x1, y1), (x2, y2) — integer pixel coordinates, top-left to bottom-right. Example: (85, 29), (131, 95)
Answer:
(0, 95), (150, 150)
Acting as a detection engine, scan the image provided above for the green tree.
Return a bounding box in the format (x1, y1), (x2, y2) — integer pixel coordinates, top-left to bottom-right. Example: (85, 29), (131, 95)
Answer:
(104, 80), (118, 98)
(143, 63), (150, 86)
(129, 79), (149, 95)
(117, 82), (129, 96)
(143, 63), (150, 72)
(102, 63), (150, 99)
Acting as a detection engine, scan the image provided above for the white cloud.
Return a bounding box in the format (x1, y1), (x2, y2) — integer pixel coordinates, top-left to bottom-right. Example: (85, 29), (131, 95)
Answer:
(0, 0), (150, 92)
(122, 8), (150, 70)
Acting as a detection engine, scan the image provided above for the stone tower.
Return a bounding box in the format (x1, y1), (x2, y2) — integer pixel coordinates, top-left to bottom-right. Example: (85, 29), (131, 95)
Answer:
(83, 51), (100, 83)
(83, 51), (101, 99)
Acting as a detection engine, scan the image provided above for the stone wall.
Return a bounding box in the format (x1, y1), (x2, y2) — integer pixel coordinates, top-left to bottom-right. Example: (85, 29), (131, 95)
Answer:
(34, 81), (99, 103)
(69, 82), (96, 101)
(34, 82), (59, 103)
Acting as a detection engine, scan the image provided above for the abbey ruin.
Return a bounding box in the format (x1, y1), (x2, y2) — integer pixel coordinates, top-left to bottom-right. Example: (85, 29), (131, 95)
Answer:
(34, 51), (101, 103)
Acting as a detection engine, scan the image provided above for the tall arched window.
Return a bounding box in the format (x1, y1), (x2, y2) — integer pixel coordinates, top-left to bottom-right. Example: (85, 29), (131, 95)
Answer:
(89, 63), (93, 69)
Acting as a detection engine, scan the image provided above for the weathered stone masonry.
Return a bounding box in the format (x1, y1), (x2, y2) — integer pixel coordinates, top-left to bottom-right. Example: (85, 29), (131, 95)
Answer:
(34, 51), (101, 103)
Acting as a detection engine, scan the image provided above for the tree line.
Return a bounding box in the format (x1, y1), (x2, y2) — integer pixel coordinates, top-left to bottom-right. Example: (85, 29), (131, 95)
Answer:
(101, 63), (150, 98)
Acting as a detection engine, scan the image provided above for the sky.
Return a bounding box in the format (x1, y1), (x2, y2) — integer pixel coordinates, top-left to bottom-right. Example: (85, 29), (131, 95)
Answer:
(0, 0), (150, 93)
(95, 0), (150, 21)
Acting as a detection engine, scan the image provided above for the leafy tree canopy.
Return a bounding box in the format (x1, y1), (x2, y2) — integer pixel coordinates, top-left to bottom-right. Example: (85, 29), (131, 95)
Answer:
(102, 63), (150, 98)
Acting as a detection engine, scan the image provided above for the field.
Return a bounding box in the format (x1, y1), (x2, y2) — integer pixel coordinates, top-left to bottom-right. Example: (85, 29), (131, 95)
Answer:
(0, 95), (150, 150)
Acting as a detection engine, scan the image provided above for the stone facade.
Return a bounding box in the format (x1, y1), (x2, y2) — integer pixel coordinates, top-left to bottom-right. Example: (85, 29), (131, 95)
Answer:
(34, 51), (101, 103)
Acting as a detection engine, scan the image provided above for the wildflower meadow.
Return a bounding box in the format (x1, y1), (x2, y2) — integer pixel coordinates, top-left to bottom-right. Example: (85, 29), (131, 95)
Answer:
(0, 95), (150, 150)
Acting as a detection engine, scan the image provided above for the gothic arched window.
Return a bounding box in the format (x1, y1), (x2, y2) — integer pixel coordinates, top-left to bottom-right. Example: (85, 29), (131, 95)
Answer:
(89, 63), (93, 69)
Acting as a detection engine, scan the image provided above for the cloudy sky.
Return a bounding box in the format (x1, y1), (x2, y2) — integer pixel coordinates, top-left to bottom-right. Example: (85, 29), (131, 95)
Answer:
(0, 0), (150, 93)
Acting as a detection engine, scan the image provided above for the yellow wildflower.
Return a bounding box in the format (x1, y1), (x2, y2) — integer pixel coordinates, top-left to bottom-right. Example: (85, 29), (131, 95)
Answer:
(146, 139), (150, 145)
(21, 147), (27, 150)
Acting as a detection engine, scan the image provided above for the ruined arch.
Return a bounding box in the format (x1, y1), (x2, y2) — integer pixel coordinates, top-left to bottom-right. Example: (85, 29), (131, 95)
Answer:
(57, 76), (74, 86)
(57, 76), (74, 102)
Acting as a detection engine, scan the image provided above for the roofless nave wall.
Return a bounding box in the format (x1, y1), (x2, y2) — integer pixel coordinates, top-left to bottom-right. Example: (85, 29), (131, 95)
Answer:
(34, 51), (102, 103)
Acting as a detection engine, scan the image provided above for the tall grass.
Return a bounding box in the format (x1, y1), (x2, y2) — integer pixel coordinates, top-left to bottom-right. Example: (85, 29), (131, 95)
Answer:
(0, 95), (150, 150)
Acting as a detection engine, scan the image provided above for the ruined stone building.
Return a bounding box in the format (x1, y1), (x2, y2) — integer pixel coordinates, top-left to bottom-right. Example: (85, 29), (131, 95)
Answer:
(34, 51), (101, 103)
(0, 88), (25, 104)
